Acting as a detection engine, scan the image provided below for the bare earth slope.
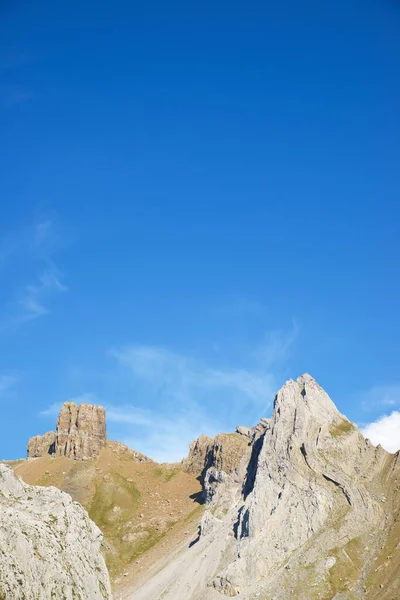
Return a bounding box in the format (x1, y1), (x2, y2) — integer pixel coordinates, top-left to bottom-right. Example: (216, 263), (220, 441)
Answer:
(120, 374), (400, 600)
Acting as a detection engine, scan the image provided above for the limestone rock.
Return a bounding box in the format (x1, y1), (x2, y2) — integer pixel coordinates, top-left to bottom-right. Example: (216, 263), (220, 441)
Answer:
(56, 402), (106, 460)
(0, 464), (112, 599)
(131, 373), (397, 600)
(211, 374), (390, 597)
(27, 401), (107, 460)
(27, 430), (56, 457)
(183, 434), (213, 475)
(211, 433), (249, 474)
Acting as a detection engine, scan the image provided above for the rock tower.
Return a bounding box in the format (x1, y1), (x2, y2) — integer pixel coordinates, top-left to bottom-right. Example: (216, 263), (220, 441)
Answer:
(27, 402), (106, 460)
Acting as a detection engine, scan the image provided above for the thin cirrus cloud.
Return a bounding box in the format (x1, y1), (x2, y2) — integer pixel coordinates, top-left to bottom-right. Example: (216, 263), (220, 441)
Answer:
(110, 344), (278, 409)
(107, 330), (297, 462)
(107, 404), (218, 464)
(1, 219), (68, 325)
(19, 265), (68, 322)
(361, 412), (400, 454)
(38, 322), (298, 462)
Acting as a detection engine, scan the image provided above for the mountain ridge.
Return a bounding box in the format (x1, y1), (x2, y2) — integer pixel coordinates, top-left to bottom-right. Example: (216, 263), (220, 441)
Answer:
(124, 374), (400, 600)
(4, 373), (400, 600)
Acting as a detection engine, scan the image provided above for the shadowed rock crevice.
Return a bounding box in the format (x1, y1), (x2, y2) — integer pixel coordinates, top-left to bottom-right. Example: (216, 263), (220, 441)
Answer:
(242, 433), (264, 500)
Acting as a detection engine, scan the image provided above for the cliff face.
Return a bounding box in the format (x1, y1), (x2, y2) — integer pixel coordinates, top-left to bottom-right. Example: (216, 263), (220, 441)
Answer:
(27, 402), (106, 460)
(131, 374), (399, 600)
(27, 430), (56, 457)
(0, 464), (112, 600)
(56, 402), (106, 460)
(210, 373), (390, 598)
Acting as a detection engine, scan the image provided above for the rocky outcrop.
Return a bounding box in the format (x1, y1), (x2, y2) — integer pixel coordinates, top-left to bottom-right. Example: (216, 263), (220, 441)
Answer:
(185, 425), (266, 506)
(56, 402), (106, 460)
(0, 464), (112, 599)
(184, 434), (213, 475)
(108, 440), (152, 463)
(132, 374), (398, 600)
(27, 402), (106, 460)
(211, 373), (390, 598)
(27, 430), (56, 457)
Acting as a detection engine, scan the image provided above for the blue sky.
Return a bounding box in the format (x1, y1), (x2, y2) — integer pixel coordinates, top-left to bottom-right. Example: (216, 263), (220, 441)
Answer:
(1, 0), (399, 461)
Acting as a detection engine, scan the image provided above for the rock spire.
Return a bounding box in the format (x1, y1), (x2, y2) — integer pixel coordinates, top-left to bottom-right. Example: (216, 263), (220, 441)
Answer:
(27, 401), (106, 460)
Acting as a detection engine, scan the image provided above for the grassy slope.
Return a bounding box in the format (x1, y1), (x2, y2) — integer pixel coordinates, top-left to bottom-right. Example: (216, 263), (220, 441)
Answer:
(11, 442), (202, 581)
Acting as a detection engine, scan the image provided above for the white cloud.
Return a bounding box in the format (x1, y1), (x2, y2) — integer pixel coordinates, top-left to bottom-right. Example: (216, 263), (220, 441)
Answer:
(361, 412), (400, 454)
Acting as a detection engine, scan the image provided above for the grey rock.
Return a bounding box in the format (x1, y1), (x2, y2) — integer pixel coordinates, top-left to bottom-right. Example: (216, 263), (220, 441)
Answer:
(130, 373), (395, 600)
(0, 464), (112, 599)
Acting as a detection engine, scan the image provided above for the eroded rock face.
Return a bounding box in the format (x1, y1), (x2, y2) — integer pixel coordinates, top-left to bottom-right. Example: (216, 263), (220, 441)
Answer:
(132, 374), (397, 600)
(27, 402), (106, 460)
(183, 434), (213, 476)
(0, 464), (112, 600)
(209, 374), (391, 598)
(56, 402), (106, 460)
(27, 430), (56, 457)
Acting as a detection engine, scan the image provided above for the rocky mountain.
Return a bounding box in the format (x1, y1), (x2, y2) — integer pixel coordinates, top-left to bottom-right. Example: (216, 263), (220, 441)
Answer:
(8, 374), (400, 599)
(121, 374), (400, 600)
(28, 401), (107, 460)
(0, 463), (112, 600)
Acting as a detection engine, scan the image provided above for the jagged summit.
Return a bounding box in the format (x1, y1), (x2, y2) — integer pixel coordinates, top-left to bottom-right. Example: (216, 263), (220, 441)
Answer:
(272, 373), (345, 442)
(274, 373), (340, 416)
(134, 374), (398, 600)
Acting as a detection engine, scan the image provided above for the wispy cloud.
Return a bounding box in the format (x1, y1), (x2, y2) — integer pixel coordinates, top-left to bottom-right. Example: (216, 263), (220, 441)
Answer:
(18, 263), (68, 323)
(111, 345), (277, 409)
(361, 412), (400, 454)
(1, 218), (68, 326)
(251, 319), (299, 369)
(107, 325), (297, 461)
(107, 405), (218, 463)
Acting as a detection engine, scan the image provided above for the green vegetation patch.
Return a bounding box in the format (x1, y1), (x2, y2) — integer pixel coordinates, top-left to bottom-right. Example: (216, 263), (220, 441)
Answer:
(88, 470), (144, 577)
(328, 537), (364, 595)
(329, 419), (356, 438)
(153, 466), (180, 482)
